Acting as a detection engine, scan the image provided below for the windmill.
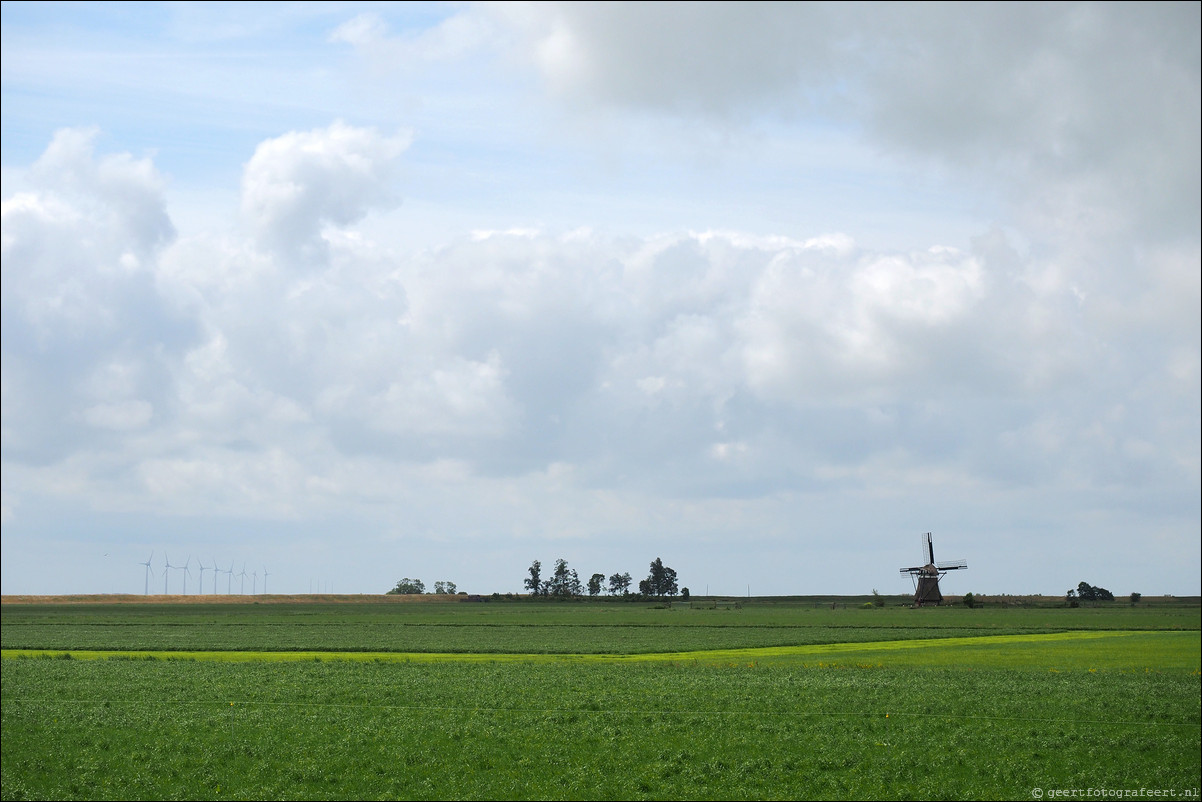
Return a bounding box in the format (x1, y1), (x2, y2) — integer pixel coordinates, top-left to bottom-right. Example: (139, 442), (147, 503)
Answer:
(140, 551), (155, 596)
(225, 561), (235, 594)
(899, 532), (967, 607)
(163, 554), (175, 594)
(239, 564), (248, 595)
(212, 559), (220, 595)
(262, 567), (269, 595)
(252, 569), (258, 595)
(197, 559), (209, 595)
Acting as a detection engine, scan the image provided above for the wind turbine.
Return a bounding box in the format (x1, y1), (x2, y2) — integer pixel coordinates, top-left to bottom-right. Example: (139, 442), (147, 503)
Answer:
(252, 569), (258, 595)
(197, 559), (208, 595)
(239, 564), (248, 595)
(140, 551), (155, 596)
(163, 554), (175, 594)
(179, 556), (192, 596)
(262, 567), (269, 595)
(225, 561), (234, 594)
(212, 558), (220, 594)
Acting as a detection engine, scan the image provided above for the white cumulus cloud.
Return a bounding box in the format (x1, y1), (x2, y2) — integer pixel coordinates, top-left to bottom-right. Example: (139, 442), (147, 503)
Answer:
(240, 121), (411, 266)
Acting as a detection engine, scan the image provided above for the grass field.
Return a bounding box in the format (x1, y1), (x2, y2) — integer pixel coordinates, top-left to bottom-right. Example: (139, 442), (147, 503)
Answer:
(2, 597), (1199, 801)
(4, 597), (1197, 654)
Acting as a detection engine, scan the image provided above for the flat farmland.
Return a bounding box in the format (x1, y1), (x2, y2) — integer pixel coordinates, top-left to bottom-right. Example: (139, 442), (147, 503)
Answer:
(3, 596), (1197, 653)
(2, 597), (1199, 801)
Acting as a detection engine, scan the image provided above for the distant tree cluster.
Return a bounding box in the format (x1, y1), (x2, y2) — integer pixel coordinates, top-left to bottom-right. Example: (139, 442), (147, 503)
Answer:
(1066, 581), (1115, 606)
(608, 571), (633, 596)
(388, 577), (425, 595)
(524, 557), (679, 599)
(386, 578), (457, 595)
(638, 558), (678, 597)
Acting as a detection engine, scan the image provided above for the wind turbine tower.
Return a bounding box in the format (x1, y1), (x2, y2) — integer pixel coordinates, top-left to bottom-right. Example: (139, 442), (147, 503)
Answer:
(179, 556), (193, 596)
(140, 551), (155, 596)
(163, 554), (175, 594)
(262, 567), (270, 595)
(197, 560), (208, 595)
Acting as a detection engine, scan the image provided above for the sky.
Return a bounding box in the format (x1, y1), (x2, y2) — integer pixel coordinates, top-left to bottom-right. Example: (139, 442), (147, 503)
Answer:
(1, 1), (1198, 598)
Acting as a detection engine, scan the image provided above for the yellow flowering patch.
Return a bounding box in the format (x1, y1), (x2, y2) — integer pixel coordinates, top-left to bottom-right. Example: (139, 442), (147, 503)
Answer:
(4, 629), (1198, 671)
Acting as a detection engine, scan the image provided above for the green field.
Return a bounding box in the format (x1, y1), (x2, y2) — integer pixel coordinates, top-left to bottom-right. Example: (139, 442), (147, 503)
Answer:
(2, 598), (1199, 800)
(4, 598), (1197, 654)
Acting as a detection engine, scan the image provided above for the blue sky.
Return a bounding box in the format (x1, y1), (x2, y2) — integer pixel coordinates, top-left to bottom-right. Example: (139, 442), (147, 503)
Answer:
(2, 2), (1199, 598)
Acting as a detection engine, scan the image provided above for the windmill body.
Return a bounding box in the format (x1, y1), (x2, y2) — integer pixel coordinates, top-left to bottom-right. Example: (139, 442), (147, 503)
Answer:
(899, 533), (967, 607)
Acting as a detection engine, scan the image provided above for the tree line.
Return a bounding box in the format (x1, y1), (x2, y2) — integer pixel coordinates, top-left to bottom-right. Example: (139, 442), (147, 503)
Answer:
(386, 578), (459, 595)
(525, 557), (685, 599)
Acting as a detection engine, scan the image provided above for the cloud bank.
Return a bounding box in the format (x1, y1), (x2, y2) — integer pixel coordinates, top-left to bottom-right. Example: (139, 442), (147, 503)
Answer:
(1, 3), (1197, 596)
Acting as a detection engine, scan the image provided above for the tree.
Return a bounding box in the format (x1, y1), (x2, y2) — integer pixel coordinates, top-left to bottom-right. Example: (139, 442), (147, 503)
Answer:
(680, 587), (690, 600)
(872, 588), (884, 608)
(525, 560), (543, 597)
(645, 557), (678, 597)
(1129, 592), (1141, 606)
(662, 566), (679, 597)
(1077, 581), (1115, 604)
(547, 558), (582, 598)
(434, 581), (457, 595)
(387, 578), (425, 595)
(962, 591), (975, 608)
(608, 572), (632, 596)
(588, 573), (605, 597)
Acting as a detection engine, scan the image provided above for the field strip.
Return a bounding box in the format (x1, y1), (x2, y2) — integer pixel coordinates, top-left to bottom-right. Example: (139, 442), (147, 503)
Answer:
(0, 629), (1176, 664)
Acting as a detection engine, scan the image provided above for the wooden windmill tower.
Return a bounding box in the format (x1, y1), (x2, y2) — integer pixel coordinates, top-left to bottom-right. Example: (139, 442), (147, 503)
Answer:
(899, 533), (967, 607)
